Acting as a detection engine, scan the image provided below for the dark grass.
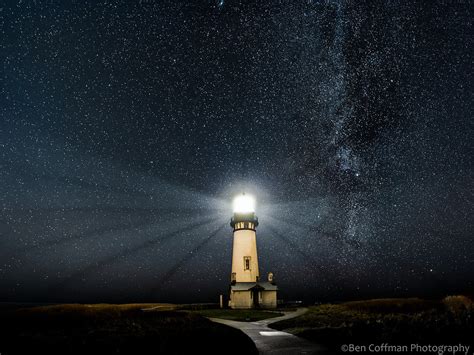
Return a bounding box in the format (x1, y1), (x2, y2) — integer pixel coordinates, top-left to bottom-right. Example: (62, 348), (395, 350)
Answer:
(0, 303), (257, 355)
(191, 308), (284, 321)
(270, 296), (474, 353)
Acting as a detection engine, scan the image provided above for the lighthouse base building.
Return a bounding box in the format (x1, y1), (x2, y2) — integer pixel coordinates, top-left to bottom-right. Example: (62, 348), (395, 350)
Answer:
(228, 195), (278, 309)
(229, 280), (278, 309)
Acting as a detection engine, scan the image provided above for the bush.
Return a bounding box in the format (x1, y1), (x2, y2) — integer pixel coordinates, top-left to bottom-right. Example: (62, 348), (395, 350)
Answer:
(344, 298), (441, 314)
(443, 295), (473, 314)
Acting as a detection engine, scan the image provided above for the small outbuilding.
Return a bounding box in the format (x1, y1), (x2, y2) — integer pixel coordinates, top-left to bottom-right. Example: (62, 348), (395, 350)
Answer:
(229, 281), (278, 309)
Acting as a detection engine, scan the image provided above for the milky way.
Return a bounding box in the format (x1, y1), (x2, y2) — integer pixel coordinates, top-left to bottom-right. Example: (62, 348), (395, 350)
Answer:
(1, 1), (472, 303)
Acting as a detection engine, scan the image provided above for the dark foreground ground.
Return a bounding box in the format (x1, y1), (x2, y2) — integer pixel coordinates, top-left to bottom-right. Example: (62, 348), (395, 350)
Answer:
(1, 297), (473, 355)
(270, 296), (474, 353)
(0, 303), (257, 355)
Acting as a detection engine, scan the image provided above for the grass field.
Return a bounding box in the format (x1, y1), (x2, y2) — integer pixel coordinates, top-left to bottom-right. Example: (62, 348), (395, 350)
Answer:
(270, 296), (474, 351)
(191, 308), (284, 321)
(3, 297), (472, 354)
(0, 303), (257, 355)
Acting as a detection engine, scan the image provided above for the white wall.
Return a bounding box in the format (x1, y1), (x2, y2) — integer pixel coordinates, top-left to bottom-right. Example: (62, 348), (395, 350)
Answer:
(231, 229), (260, 282)
(230, 290), (277, 309)
(230, 291), (252, 309)
(261, 291), (277, 308)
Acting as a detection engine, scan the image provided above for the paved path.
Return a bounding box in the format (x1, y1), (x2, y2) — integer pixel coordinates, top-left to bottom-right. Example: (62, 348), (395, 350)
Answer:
(209, 308), (332, 354)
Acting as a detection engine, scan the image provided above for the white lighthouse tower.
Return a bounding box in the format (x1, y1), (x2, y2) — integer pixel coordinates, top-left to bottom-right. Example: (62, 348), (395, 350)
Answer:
(228, 194), (277, 309)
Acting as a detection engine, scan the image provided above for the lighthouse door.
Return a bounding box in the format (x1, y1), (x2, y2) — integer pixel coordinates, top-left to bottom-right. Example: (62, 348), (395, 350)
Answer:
(252, 289), (260, 308)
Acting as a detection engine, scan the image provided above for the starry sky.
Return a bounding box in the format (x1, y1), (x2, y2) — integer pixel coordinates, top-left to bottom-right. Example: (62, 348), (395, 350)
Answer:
(1, 0), (473, 303)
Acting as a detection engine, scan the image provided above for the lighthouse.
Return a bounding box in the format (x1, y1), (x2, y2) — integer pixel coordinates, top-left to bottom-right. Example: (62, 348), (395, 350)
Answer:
(228, 194), (278, 309)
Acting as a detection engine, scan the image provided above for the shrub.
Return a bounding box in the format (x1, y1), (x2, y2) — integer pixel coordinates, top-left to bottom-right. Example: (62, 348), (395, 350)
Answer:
(443, 295), (473, 314)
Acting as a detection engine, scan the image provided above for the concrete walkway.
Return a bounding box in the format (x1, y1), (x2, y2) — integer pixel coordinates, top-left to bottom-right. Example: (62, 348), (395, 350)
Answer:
(209, 308), (331, 354)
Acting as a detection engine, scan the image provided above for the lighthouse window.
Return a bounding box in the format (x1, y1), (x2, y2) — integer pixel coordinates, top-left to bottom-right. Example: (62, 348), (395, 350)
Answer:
(244, 256), (251, 270)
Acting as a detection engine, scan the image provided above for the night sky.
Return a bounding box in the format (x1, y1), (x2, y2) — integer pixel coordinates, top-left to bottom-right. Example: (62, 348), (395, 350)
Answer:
(1, 0), (473, 304)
